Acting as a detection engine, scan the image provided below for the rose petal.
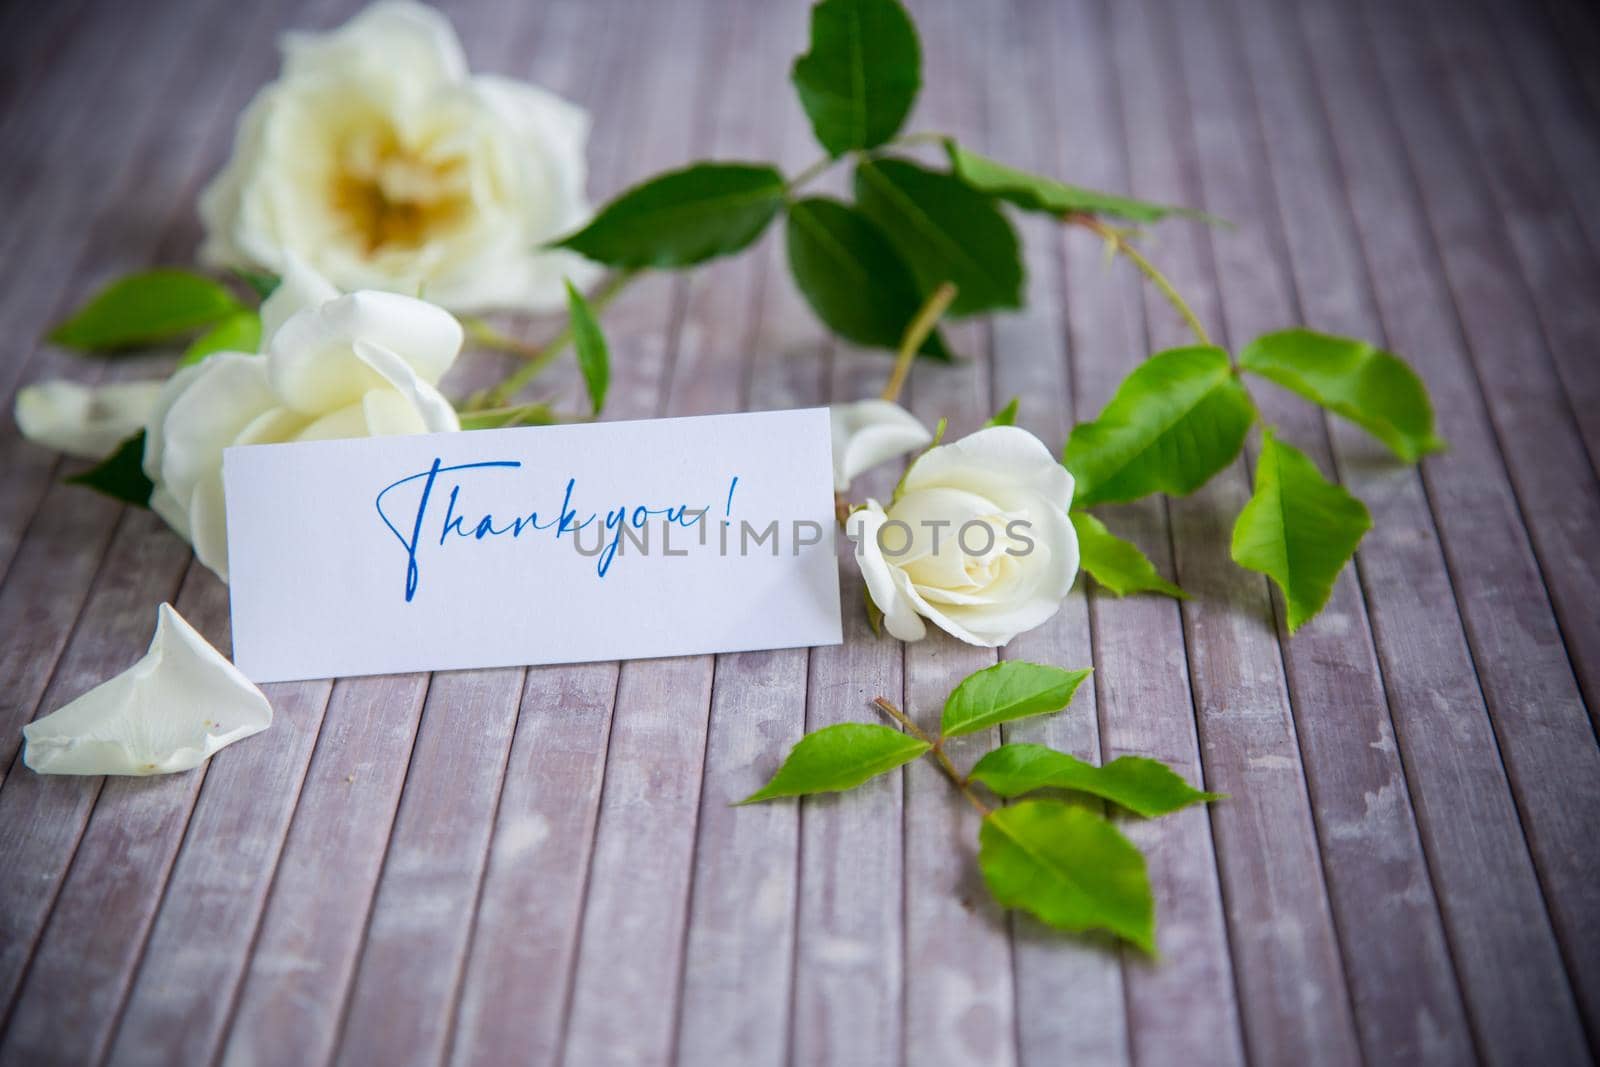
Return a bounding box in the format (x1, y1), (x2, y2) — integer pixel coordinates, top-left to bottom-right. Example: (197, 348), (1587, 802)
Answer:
(847, 501), (927, 642)
(904, 425), (1075, 510)
(267, 290), (463, 415)
(22, 603), (271, 776)
(829, 400), (932, 492)
(14, 379), (164, 460)
(259, 254), (340, 347)
(283, 0), (468, 94)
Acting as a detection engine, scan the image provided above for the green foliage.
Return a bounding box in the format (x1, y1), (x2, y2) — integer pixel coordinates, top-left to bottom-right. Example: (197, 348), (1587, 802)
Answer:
(940, 661), (1091, 739)
(49, 269), (242, 351)
(1239, 328), (1445, 462)
(179, 310), (260, 367)
(979, 800), (1155, 952)
(970, 744), (1221, 817)
(552, 163), (788, 269)
(737, 660), (1216, 949)
(64, 431), (153, 507)
(785, 197), (950, 359)
(792, 0), (920, 157)
(853, 157), (1024, 317)
(985, 397), (1019, 427)
(944, 140), (1208, 225)
(739, 722), (929, 803)
(1070, 511), (1186, 599)
(565, 280), (610, 415)
(1064, 346), (1256, 507)
(1232, 430), (1372, 631)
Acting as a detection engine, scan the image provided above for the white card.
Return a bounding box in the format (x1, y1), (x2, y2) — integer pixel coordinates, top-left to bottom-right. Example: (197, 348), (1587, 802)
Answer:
(223, 408), (843, 682)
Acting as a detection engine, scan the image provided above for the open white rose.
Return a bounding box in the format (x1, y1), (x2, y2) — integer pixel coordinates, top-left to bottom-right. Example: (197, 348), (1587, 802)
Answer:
(847, 426), (1079, 646)
(14, 379), (163, 460)
(23, 603), (272, 776)
(145, 260), (463, 581)
(199, 0), (599, 312)
(829, 399), (932, 492)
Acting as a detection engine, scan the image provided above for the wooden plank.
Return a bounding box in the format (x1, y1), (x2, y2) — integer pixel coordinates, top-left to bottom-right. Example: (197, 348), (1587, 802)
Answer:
(979, 3), (1129, 1062)
(0, 511), (191, 1046)
(1157, 0), (1478, 1061)
(0, 0), (236, 671)
(449, 0), (705, 1060)
(1403, 0), (1600, 719)
(0, 0), (303, 1035)
(881, 3), (1018, 1063)
(1045, 4), (1248, 1063)
(327, 2), (565, 1061)
(1104, 3), (1369, 1065)
(213, 668), (431, 1066)
(551, 0), (726, 1060)
(783, 92), (904, 1067)
(1290, 0), (1600, 1047)
(1418, 0), (1600, 485)
(669, 3), (811, 1064)
(445, 662), (618, 1066)
(1231, 0), (1595, 1060)
(1486, 0), (1600, 259)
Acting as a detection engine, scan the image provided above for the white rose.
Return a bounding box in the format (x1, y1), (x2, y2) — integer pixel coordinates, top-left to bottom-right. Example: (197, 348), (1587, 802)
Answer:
(829, 399), (932, 492)
(847, 426), (1079, 646)
(144, 260), (463, 582)
(199, 0), (599, 313)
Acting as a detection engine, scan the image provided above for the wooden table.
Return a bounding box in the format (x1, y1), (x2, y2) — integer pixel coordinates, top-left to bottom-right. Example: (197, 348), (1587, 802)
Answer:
(2, 0), (1597, 1063)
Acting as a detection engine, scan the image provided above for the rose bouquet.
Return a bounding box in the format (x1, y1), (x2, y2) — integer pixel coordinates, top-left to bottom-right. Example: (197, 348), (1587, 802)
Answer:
(13, 0), (1442, 949)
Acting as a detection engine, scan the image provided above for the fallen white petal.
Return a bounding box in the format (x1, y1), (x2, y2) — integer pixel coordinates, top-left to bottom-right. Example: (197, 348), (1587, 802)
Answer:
(23, 603), (272, 776)
(14, 379), (163, 460)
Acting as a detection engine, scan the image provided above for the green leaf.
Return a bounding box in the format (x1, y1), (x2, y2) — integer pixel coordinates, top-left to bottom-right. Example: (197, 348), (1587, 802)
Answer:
(1063, 346), (1256, 507)
(64, 431), (152, 507)
(944, 140), (1214, 225)
(979, 799), (1155, 951)
(785, 197), (950, 359)
(1070, 511), (1187, 599)
(565, 280), (610, 415)
(179, 310), (261, 367)
(970, 744), (1222, 817)
(1239, 328), (1445, 462)
(49, 270), (242, 351)
(739, 722), (929, 803)
(853, 157), (1024, 317)
(1232, 429), (1372, 632)
(552, 163), (788, 269)
(792, 0), (921, 157)
(940, 661), (1091, 739)
(986, 397), (1019, 427)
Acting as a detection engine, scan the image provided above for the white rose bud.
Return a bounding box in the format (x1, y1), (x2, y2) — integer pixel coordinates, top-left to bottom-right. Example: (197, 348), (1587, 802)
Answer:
(198, 0), (599, 312)
(847, 426), (1079, 646)
(829, 399), (933, 492)
(144, 260), (463, 582)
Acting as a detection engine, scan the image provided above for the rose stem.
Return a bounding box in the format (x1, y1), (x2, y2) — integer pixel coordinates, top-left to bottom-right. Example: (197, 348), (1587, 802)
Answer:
(879, 281), (958, 405)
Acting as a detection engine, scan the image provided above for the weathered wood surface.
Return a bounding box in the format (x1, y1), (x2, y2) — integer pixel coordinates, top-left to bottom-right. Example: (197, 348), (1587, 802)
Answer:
(1, 0), (1596, 1064)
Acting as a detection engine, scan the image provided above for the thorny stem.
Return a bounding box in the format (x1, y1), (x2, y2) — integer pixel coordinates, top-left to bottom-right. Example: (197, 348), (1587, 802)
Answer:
(469, 270), (639, 410)
(880, 282), (958, 405)
(1065, 212), (1212, 348)
(872, 697), (992, 816)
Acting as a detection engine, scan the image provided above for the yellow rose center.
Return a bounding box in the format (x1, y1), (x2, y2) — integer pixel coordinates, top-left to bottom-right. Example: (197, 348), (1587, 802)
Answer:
(329, 125), (471, 254)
